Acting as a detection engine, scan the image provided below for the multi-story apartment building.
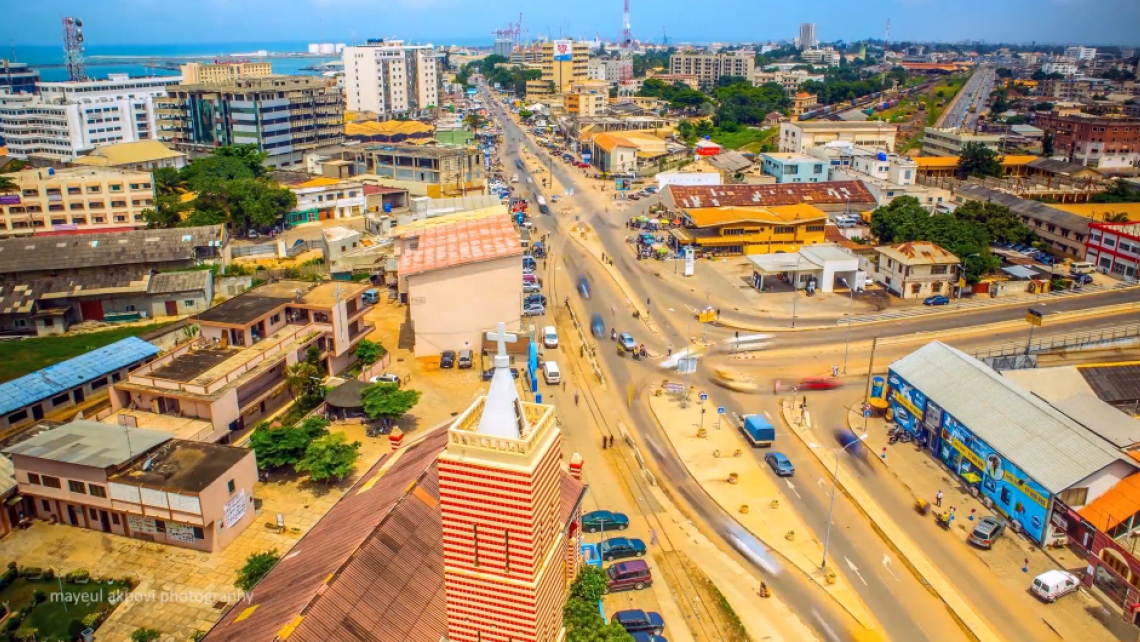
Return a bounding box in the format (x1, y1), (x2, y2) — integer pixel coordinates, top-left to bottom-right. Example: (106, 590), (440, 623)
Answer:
(802, 47), (841, 67)
(799, 23), (818, 50)
(526, 41), (591, 98)
(779, 121), (897, 153)
(754, 70), (826, 93)
(342, 40), (441, 118)
(1085, 221), (1139, 281)
(0, 60), (40, 95)
(588, 57), (626, 84)
(3, 420), (257, 552)
(759, 153), (828, 184)
(566, 80), (609, 117)
(1064, 46), (1097, 62)
(156, 75), (344, 169)
(0, 74), (180, 162)
(324, 142), (485, 197)
(1033, 112), (1140, 171)
(1041, 56), (1078, 76)
(921, 127), (1004, 156)
(109, 280), (374, 439)
(178, 61), (272, 85)
(0, 166), (155, 237)
(493, 39), (514, 59)
(669, 51), (755, 86)
(509, 47), (543, 66)
(876, 242), (961, 299)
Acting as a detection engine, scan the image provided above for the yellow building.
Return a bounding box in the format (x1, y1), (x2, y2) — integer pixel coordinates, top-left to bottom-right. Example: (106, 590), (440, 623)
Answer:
(566, 80), (609, 117)
(344, 119), (435, 143)
(178, 61), (272, 85)
(0, 167), (154, 238)
(791, 92), (820, 116)
(1051, 202), (1140, 222)
(673, 203), (829, 255)
(526, 41), (590, 98)
(912, 155), (1039, 179)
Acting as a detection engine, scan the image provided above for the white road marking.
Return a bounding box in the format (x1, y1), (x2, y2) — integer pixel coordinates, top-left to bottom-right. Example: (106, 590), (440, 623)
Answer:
(785, 479), (801, 499)
(764, 411), (772, 421)
(817, 478), (826, 488)
(882, 555), (900, 582)
(845, 557), (868, 586)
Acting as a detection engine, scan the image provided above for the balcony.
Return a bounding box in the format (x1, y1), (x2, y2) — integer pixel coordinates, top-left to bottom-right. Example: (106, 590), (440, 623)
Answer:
(346, 322), (375, 346)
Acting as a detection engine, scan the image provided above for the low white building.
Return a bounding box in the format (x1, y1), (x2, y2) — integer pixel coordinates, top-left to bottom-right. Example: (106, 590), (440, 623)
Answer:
(779, 121), (897, 154)
(875, 241), (960, 299)
(921, 127), (1003, 157)
(747, 244), (863, 293)
(290, 178), (367, 220)
(0, 74), (181, 162)
(810, 144), (952, 209)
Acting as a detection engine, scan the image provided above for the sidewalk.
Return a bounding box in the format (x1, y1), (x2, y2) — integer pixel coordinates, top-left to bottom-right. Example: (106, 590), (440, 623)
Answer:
(849, 406), (1130, 642)
(647, 393), (878, 631)
(779, 400), (1004, 642)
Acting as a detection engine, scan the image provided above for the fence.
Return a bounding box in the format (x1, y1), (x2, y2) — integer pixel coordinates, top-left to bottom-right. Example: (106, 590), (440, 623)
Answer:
(969, 322), (1140, 361)
(357, 353), (393, 382)
(231, 243), (278, 259)
(230, 238), (326, 260)
(565, 303), (604, 385)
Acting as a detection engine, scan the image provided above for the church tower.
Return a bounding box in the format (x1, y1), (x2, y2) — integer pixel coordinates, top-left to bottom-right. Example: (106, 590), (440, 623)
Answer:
(439, 323), (574, 642)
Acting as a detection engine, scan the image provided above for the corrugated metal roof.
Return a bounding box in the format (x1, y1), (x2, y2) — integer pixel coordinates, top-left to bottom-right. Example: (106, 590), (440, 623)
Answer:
(951, 184), (1090, 234)
(0, 225), (225, 275)
(2, 420), (171, 468)
(1080, 363), (1140, 405)
(890, 342), (1129, 493)
(0, 337), (160, 415)
(667, 181), (875, 209)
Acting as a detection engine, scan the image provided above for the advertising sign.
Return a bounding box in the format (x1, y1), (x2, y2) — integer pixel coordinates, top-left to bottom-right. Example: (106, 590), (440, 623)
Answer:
(886, 370), (926, 434)
(553, 40), (574, 62)
(0, 195), (20, 205)
(223, 489), (248, 528)
(939, 413), (1050, 542)
(615, 178), (632, 191)
(683, 246), (695, 277)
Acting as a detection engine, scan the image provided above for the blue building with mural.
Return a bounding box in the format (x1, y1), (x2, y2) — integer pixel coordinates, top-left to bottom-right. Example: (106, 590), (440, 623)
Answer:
(887, 342), (1135, 544)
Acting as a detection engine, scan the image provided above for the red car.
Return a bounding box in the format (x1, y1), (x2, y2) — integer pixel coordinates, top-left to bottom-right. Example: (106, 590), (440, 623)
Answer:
(799, 377), (840, 390)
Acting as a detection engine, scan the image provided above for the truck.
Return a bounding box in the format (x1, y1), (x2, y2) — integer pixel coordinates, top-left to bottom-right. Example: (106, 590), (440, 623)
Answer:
(740, 415), (775, 448)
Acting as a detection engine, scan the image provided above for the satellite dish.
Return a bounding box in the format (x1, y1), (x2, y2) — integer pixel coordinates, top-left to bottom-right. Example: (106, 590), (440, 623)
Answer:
(77, 33), (84, 43)
(76, 18), (83, 27)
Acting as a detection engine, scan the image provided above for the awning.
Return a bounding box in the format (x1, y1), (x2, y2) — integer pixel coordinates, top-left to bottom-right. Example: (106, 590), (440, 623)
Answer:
(6, 495), (23, 507)
(1001, 265), (1041, 279)
(961, 472), (982, 484)
(1080, 473), (1140, 532)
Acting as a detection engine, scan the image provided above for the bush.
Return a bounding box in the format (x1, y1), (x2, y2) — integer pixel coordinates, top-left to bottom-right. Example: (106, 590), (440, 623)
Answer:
(13, 626), (37, 642)
(31, 590), (46, 604)
(42, 568), (54, 580)
(69, 619), (87, 639)
(235, 549), (281, 592)
(6, 616), (22, 632)
(82, 612), (103, 628)
(131, 627), (163, 642)
(66, 568), (90, 582)
(18, 567), (42, 578)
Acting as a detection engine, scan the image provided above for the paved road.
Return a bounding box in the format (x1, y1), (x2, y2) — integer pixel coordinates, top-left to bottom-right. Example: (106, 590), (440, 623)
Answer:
(942, 67), (997, 131)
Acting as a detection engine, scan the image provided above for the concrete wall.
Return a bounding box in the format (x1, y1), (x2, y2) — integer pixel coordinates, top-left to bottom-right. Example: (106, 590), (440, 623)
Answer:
(197, 449), (258, 551)
(408, 255), (523, 357)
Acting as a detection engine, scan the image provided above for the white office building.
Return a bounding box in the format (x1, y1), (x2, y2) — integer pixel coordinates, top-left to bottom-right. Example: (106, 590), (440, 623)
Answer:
(799, 23), (818, 50)
(1064, 46), (1097, 62)
(0, 74), (180, 162)
(588, 58), (625, 85)
(342, 40), (442, 118)
(1041, 56), (1078, 76)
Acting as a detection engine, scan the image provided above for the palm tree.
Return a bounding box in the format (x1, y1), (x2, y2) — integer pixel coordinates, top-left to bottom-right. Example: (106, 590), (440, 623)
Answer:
(285, 362), (320, 400)
(463, 112), (487, 131)
(0, 176), (17, 193)
(152, 166), (188, 197)
(1105, 212), (1131, 223)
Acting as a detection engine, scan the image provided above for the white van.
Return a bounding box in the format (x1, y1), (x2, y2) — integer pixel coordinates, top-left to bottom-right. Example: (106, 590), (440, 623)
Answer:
(834, 215), (860, 228)
(1030, 570), (1080, 603)
(512, 173), (520, 184)
(542, 361), (561, 384)
(1069, 261), (1095, 275)
(543, 326), (558, 349)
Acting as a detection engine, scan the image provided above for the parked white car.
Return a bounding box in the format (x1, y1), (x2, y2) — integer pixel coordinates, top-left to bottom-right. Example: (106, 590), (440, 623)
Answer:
(1030, 570), (1080, 603)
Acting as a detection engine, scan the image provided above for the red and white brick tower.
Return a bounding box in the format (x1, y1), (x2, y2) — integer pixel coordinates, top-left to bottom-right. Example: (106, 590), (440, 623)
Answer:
(439, 323), (573, 642)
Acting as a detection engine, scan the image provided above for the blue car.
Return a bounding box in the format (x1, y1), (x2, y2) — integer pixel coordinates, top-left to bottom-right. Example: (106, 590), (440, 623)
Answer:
(613, 610), (665, 636)
(764, 452), (795, 477)
(591, 314), (606, 338)
(924, 295), (951, 306)
(578, 276), (591, 299)
(631, 634), (668, 642)
(582, 510), (630, 533)
(600, 537), (647, 561)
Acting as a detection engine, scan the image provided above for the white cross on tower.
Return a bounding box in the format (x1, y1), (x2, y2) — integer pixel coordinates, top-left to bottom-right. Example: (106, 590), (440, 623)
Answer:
(485, 322), (518, 369)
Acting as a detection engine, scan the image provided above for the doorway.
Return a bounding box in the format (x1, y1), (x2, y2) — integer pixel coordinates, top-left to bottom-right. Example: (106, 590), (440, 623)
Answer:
(99, 510), (111, 533)
(32, 404), (44, 421)
(66, 505), (78, 526)
(73, 388), (85, 404)
(165, 300), (179, 316)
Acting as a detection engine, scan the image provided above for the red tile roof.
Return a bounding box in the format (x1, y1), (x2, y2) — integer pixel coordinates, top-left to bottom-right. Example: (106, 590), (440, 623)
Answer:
(398, 214), (523, 276)
(666, 181), (875, 209)
(202, 426), (451, 642)
(560, 471), (587, 526)
(363, 184), (407, 196)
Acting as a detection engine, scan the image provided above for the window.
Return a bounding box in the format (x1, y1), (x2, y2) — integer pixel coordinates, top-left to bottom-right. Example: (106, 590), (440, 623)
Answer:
(155, 519), (166, 533)
(1058, 487), (1088, 507)
(193, 526), (205, 539)
(69, 480), (87, 494)
(52, 393), (71, 406)
(42, 476), (62, 489)
(111, 513), (120, 526)
(88, 484), (107, 498)
(227, 479), (236, 494)
(8, 410), (28, 423)
(90, 507), (99, 519)
(27, 473), (41, 485)
(930, 265), (949, 275)
(806, 225), (825, 232)
(42, 500), (51, 512)
(774, 226), (795, 234)
(91, 377), (108, 390)
(109, 184), (123, 192)
(723, 228), (745, 236)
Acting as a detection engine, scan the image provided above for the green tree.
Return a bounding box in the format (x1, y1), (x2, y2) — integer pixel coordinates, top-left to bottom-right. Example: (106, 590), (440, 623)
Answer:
(248, 417), (331, 469)
(142, 194), (192, 229)
(354, 339), (385, 366)
(152, 166), (188, 197)
(995, 67), (1014, 78)
(0, 175), (17, 193)
(361, 383), (422, 422)
(564, 568), (635, 642)
(131, 628), (163, 642)
(1105, 212), (1131, 223)
(1089, 180), (1140, 204)
(569, 566), (608, 602)
(235, 549), (281, 592)
(518, 109), (534, 120)
(957, 142), (1003, 180)
(463, 112), (488, 130)
(285, 361), (322, 402)
(1042, 130), (1054, 156)
(869, 196), (1003, 283)
(952, 200), (1033, 245)
(213, 144), (269, 178)
(296, 433), (362, 482)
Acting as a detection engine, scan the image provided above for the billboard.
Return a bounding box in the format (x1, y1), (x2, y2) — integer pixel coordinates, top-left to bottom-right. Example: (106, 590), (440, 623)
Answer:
(0, 195), (20, 205)
(553, 40), (574, 61)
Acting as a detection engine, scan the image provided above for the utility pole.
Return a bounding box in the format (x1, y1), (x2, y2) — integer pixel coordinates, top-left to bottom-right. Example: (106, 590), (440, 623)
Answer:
(861, 337), (878, 434)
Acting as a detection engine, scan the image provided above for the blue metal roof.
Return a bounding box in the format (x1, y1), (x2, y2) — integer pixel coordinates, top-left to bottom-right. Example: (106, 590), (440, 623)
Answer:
(0, 337), (160, 416)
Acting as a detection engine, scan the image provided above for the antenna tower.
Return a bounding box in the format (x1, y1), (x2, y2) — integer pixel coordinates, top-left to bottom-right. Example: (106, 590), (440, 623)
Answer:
(618, 0), (633, 84)
(62, 16), (86, 82)
(622, 0), (631, 47)
(885, 18), (891, 52)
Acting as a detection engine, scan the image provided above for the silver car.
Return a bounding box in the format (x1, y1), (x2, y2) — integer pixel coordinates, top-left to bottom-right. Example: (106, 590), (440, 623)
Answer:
(523, 303), (545, 316)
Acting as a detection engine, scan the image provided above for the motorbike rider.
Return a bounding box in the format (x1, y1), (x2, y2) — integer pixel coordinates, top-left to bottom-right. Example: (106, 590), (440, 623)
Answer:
(759, 582), (770, 598)
(611, 328), (617, 341)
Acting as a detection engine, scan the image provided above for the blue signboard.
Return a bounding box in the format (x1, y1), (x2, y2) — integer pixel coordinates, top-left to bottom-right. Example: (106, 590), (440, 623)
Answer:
(938, 414), (1051, 543)
(529, 339), (539, 393)
(886, 370), (926, 435)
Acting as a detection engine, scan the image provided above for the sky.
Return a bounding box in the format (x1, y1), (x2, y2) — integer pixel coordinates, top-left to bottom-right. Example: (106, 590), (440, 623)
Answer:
(1, 0), (1138, 47)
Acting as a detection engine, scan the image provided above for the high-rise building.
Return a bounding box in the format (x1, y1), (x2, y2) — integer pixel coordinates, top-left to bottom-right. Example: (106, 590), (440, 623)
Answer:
(439, 324), (583, 642)
(179, 61), (272, 85)
(799, 23), (818, 50)
(342, 40), (442, 118)
(0, 60), (40, 95)
(669, 51), (755, 86)
(0, 74), (179, 162)
(494, 38), (514, 59)
(155, 76), (343, 169)
(526, 41), (590, 98)
(1064, 46), (1097, 62)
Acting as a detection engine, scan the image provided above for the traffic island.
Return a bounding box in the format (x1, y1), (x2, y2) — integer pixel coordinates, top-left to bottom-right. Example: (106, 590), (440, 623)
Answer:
(779, 401), (1004, 642)
(647, 391), (879, 632)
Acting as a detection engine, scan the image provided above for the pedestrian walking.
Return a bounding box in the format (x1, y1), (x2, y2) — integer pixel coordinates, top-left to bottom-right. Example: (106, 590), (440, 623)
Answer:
(562, 380), (567, 392)
(936, 490), (944, 507)
(832, 364), (839, 377)
(602, 437), (607, 450)
(650, 528), (658, 546)
(575, 391), (580, 406)
(668, 344), (673, 356)
(609, 436), (615, 448)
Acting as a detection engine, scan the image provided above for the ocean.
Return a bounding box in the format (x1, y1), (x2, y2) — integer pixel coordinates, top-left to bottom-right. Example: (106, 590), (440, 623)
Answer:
(9, 41), (366, 82)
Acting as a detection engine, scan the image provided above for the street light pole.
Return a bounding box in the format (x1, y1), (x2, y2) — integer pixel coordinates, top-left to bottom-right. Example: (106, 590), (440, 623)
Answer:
(840, 277), (854, 374)
(822, 435), (868, 569)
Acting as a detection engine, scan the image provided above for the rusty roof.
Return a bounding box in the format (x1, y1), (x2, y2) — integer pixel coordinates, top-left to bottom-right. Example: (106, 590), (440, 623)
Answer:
(202, 426), (451, 642)
(398, 214), (522, 276)
(665, 182), (875, 210)
(877, 242), (960, 266)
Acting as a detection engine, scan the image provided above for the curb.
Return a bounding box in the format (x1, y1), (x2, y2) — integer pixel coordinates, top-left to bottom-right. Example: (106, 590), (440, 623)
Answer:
(781, 402), (998, 642)
(566, 232), (660, 336)
(643, 395), (880, 633)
